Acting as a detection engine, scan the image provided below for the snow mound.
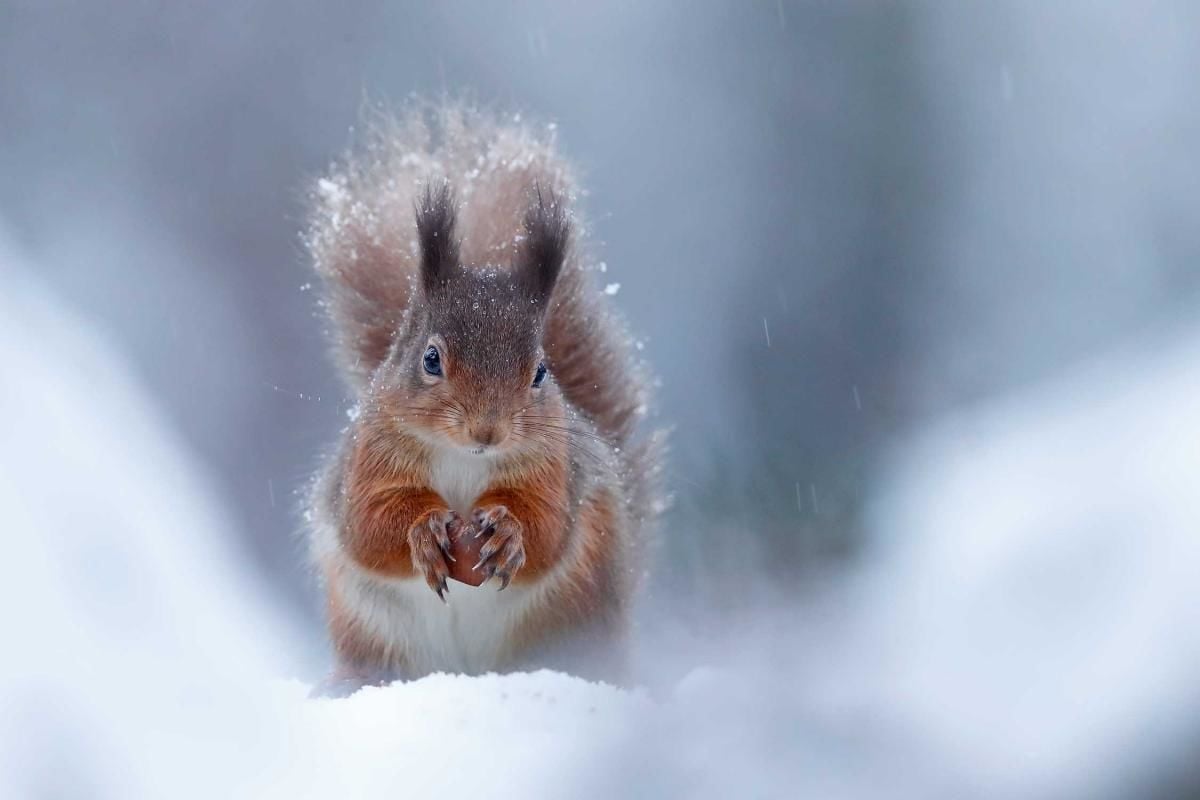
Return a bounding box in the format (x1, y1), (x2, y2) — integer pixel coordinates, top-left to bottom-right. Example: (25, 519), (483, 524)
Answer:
(277, 671), (650, 798)
(0, 232), (301, 799)
(862, 325), (1200, 796)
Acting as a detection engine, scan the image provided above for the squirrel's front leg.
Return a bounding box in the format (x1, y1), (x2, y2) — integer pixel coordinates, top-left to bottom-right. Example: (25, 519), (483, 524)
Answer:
(471, 489), (564, 590)
(471, 504), (525, 590)
(408, 505), (469, 600)
(344, 485), (464, 600)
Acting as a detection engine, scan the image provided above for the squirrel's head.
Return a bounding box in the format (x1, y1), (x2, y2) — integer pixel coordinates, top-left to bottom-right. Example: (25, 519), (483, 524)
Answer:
(375, 181), (570, 456)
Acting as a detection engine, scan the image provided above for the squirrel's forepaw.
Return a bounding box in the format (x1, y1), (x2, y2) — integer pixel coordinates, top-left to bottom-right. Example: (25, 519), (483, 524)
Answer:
(471, 505), (526, 590)
(408, 509), (458, 601)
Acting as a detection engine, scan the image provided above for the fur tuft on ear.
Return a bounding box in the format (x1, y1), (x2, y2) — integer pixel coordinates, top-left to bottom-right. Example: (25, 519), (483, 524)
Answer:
(518, 184), (571, 300)
(415, 182), (460, 293)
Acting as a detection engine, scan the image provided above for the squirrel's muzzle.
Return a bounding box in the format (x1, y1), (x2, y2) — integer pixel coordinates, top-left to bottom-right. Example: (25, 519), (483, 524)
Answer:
(468, 420), (509, 448)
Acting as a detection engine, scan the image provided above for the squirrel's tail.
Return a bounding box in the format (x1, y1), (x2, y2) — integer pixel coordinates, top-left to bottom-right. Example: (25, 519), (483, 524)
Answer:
(622, 426), (670, 568)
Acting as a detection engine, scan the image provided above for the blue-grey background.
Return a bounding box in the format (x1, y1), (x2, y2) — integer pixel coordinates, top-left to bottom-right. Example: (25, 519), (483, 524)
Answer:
(3, 0), (1197, 643)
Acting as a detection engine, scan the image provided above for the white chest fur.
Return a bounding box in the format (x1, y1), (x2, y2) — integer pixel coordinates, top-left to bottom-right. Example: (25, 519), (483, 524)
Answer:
(334, 446), (543, 675)
(428, 446), (493, 515)
(341, 565), (541, 675)
(391, 577), (535, 674)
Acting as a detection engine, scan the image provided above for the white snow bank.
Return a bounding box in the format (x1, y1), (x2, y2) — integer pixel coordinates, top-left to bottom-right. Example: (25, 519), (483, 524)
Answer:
(857, 325), (1200, 797)
(0, 232), (306, 798)
(278, 671), (650, 797)
(588, 324), (1200, 799)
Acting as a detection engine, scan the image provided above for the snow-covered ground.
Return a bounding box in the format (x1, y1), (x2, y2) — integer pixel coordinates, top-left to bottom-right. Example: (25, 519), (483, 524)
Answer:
(2, 227), (1198, 798)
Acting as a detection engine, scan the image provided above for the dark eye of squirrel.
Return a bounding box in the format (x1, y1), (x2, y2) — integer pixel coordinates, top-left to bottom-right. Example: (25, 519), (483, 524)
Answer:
(423, 345), (442, 377)
(532, 361), (547, 388)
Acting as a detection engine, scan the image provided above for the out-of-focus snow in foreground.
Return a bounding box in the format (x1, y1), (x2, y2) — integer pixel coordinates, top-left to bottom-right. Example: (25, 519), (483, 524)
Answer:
(859, 328), (1200, 797)
(0, 232), (306, 798)
(2, 225), (1198, 798)
(599, 321), (1200, 797)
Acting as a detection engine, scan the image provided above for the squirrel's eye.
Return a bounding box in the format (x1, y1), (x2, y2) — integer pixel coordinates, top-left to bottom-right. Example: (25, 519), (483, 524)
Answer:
(532, 361), (547, 388)
(423, 346), (443, 377)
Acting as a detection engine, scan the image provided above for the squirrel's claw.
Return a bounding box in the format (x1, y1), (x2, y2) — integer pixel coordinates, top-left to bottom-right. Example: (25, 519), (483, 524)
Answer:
(492, 546), (525, 590)
(438, 513), (463, 562)
(470, 505), (526, 590)
(436, 534), (455, 562)
(409, 509), (455, 602)
(472, 505), (508, 538)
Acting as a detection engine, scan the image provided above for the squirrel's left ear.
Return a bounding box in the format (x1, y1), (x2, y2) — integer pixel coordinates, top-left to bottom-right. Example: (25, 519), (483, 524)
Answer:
(517, 185), (571, 301)
(415, 181), (461, 294)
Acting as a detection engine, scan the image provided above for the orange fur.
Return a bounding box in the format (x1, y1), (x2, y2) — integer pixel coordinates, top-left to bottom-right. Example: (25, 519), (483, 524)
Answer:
(497, 489), (629, 679)
(476, 454), (571, 583)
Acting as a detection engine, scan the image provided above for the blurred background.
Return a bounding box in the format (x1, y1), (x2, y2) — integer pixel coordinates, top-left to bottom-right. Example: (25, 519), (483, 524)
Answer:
(2, 1), (1199, 797)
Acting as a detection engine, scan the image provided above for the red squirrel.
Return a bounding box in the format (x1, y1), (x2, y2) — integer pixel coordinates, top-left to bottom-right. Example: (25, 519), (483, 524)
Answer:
(304, 104), (663, 695)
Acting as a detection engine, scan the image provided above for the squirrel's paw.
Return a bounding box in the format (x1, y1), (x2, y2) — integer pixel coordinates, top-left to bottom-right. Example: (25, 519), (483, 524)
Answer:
(471, 505), (526, 590)
(408, 509), (460, 601)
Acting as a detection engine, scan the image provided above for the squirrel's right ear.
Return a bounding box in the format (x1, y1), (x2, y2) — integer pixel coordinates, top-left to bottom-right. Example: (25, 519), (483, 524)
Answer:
(517, 184), (571, 301)
(415, 182), (460, 293)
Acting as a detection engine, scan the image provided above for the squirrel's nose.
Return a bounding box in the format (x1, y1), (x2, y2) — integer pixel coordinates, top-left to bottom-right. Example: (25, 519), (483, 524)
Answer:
(469, 423), (508, 447)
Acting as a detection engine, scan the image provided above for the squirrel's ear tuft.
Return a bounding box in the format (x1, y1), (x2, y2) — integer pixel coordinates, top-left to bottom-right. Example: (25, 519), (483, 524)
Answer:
(518, 184), (571, 301)
(415, 182), (460, 293)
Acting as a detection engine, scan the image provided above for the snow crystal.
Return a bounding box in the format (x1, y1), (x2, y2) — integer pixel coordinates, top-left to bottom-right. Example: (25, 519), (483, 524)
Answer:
(603, 282), (621, 296)
(316, 177), (347, 204)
